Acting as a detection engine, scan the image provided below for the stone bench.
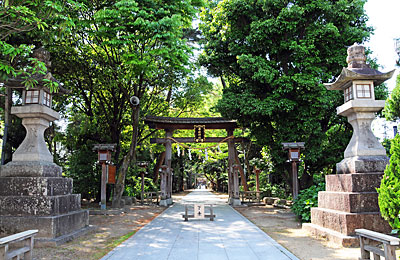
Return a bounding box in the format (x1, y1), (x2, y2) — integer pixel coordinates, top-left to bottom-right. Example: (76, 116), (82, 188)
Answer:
(356, 228), (400, 260)
(0, 230), (38, 260)
(182, 204), (215, 221)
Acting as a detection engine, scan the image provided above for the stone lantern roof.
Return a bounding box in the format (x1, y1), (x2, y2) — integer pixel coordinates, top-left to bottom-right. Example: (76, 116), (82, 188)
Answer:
(324, 43), (395, 91)
(3, 47), (69, 94)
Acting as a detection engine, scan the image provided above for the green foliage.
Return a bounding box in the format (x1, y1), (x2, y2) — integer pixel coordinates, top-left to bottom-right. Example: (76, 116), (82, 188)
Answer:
(200, 0), (374, 186)
(0, 0), (78, 85)
(385, 74), (400, 121)
(377, 134), (400, 230)
(124, 176), (158, 199)
(261, 183), (288, 199)
(292, 182), (325, 222)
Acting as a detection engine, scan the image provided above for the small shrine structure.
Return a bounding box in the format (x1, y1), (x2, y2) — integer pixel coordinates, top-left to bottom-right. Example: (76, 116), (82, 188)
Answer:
(0, 47), (89, 245)
(144, 116), (245, 206)
(304, 44), (395, 246)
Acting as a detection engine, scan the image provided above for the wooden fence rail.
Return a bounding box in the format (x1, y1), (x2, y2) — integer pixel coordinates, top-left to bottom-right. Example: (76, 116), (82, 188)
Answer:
(355, 228), (400, 260)
(239, 191), (262, 203)
(143, 191), (160, 205)
(0, 230), (38, 260)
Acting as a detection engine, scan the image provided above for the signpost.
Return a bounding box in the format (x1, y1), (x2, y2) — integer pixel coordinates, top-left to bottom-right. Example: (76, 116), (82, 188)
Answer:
(93, 144), (116, 210)
(282, 142), (305, 199)
(194, 204), (205, 219)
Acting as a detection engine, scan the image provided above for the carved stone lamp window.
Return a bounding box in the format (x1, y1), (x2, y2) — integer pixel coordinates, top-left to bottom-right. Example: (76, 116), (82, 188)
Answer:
(344, 86), (353, 102)
(22, 87), (53, 108)
(356, 83), (372, 98)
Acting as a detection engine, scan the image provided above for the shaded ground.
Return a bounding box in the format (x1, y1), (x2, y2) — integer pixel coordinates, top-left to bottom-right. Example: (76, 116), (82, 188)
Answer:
(29, 191), (387, 259)
(33, 204), (165, 260)
(235, 205), (359, 260)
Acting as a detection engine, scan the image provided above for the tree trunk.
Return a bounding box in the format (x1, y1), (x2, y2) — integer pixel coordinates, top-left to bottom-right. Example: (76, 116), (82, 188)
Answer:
(112, 106), (140, 208)
(153, 151), (166, 183)
(234, 146), (249, 191)
(1, 86), (11, 165)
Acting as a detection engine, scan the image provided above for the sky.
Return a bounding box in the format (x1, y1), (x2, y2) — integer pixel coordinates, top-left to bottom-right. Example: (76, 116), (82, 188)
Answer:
(364, 0), (400, 92)
(351, 0), (400, 140)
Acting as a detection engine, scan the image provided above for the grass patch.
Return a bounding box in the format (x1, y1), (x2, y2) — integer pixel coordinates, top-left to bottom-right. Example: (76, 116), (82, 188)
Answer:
(92, 231), (136, 259)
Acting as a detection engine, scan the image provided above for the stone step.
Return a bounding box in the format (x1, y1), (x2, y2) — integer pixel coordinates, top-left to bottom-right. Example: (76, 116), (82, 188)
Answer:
(318, 191), (379, 213)
(326, 173), (383, 192)
(0, 210), (89, 239)
(0, 194), (81, 216)
(310, 207), (390, 236)
(0, 161), (62, 177)
(0, 177), (73, 196)
(302, 223), (359, 247)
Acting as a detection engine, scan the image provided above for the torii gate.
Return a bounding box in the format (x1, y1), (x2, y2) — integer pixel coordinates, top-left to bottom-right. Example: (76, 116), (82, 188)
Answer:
(144, 116), (246, 206)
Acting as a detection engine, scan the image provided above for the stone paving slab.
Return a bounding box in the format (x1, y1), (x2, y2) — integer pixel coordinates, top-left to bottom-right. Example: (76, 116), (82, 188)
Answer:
(102, 190), (299, 260)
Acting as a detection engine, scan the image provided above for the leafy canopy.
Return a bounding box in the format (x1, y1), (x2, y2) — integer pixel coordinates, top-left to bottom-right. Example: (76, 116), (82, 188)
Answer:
(200, 0), (374, 181)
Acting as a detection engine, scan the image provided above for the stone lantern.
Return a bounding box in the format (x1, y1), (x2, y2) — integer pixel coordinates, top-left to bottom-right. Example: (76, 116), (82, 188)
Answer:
(0, 47), (89, 245)
(304, 44), (394, 246)
(324, 44), (394, 173)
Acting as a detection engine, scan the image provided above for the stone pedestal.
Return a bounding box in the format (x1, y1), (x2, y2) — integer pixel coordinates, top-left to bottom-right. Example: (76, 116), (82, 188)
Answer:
(304, 170), (391, 247)
(0, 105), (90, 246)
(305, 44), (394, 247)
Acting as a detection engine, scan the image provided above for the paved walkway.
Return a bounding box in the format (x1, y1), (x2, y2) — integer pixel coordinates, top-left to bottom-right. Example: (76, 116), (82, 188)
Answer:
(102, 190), (299, 260)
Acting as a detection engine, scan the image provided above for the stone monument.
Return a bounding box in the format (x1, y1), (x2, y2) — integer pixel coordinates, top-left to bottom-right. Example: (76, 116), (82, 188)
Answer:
(303, 44), (395, 246)
(0, 48), (89, 245)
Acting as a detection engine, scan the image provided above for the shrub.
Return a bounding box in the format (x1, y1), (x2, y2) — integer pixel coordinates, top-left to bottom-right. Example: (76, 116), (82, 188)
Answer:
(291, 182), (325, 222)
(377, 134), (400, 231)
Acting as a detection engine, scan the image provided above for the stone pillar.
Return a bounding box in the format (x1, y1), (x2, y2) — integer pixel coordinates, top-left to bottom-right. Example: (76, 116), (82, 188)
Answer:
(160, 129), (173, 206)
(0, 104), (89, 246)
(303, 44), (393, 247)
(227, 129), (240, 206)
(159, 165), (168, 206)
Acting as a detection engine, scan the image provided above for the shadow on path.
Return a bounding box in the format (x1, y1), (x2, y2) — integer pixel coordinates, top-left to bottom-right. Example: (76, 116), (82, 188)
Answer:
(102, 190), (299, 260)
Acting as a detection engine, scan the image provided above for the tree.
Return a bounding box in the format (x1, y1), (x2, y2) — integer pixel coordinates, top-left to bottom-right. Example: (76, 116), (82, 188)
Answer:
(199, 0), (377, 188)
(0, 1), (80, 164)
(377, 134), (400, 231)
(49, 0), (207, 206)
(384, 74), (400, 121)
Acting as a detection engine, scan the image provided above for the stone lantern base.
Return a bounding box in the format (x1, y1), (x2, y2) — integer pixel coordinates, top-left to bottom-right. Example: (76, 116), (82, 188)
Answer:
(0, 161), (90, 246)
(303, 161), (391, 247)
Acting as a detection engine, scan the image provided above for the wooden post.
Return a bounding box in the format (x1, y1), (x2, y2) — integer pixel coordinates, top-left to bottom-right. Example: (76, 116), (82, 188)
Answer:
(101, 162), (107, 210)
(0, 244), (7, 260)
(384, 243), (396, 260)
(359, 236), (370, 260)
(24, 236), (34, 260)
(227, 129), (234, 201)
(253, 167), (261, 199)
(292, 161), (299, 199)
(233, 146), (249, 191)
(141, 172), (144, 205)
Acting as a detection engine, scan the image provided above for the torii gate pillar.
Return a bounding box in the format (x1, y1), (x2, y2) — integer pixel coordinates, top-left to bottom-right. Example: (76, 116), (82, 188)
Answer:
(160, 129), (173, 206)
(227, 129), (241, 206)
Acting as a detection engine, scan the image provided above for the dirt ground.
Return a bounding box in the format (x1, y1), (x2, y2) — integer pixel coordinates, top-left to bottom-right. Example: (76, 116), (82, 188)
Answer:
(235, 205), (360, 260)
(29, 191), (385, 259)
(33, 205), (165, 260)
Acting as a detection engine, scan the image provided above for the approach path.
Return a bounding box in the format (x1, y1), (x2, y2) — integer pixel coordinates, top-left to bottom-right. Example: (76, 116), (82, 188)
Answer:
(101, 189), (299, 260)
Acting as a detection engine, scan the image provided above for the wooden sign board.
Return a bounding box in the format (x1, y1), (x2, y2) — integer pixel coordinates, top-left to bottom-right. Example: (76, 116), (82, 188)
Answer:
(194, 125), (205, 143)
(107, 165), (116, 184)
(194, 204), (205, 219)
